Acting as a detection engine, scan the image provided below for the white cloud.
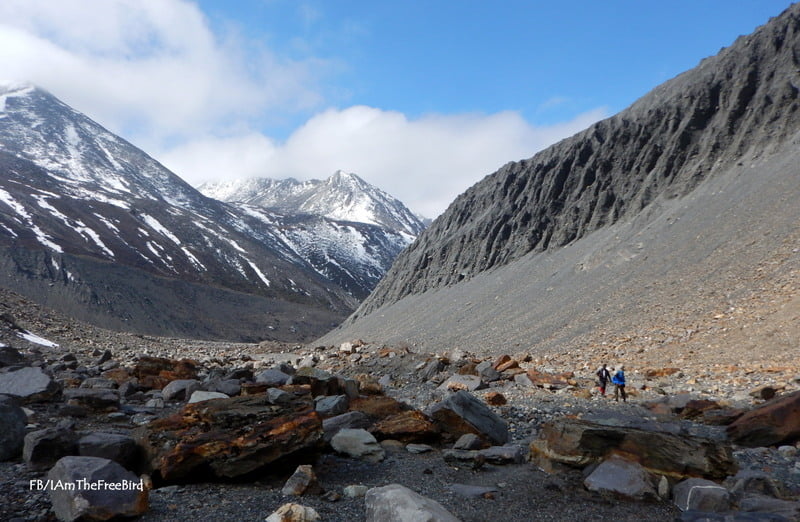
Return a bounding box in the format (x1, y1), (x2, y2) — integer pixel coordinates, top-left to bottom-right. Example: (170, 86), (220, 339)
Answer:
(160, 105), (609, 218)
(0, 0), (329, 142)
(0, 0), (609, 218)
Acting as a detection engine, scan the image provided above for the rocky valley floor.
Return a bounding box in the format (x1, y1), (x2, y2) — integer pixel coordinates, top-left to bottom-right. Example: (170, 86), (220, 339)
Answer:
(0, 286), (799, 521)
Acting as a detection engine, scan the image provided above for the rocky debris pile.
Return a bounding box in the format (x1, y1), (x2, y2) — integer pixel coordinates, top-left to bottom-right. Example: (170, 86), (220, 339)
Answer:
(0, 333), (798, 521)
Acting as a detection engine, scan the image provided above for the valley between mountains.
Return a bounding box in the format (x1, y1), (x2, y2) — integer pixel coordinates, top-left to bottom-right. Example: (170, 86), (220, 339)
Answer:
(1, 3), (800, 522)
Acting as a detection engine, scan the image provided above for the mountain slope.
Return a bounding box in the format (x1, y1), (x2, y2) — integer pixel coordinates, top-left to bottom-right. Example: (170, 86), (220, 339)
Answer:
(318, 4), (800, 353)
(0, 82), (357, 341)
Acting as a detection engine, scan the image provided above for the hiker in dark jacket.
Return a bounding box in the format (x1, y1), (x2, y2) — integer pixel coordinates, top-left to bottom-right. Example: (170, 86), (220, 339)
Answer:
(596, 363), (611, 396)
(612, 365), (627, 402)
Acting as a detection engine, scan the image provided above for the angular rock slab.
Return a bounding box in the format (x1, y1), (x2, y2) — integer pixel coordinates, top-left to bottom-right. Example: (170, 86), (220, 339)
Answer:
(365, 484), (461, 522)
(78, 433), (139, 469)
(673, 477), (731, 512)
(426, 390), (508, 445)
(532, 417), (737, 480)
(24, 427), (79, 471)
(584, 455), (658, 500)
(727, 390), (800, 447)
(133, 394), (322, 482)
(0, 395), (27, 460)
(370, 410), (440, 443)
(0, 366), (61, 402)
(47, 456), (148, 521)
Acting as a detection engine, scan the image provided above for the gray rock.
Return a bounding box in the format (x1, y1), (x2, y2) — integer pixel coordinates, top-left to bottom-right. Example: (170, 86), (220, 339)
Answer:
(331, 429), (385, 463)
(442, 445), (526, 466)
(475, 361), (501, 382)
(79, 377), (117, 389)
(266, 388), (292, 406)
(584, 456), (658, 501)
(187, 391), (229, 404)
(161, 379), (201, 401)
(315, 395), (349, 417)
(426, 390), (509, 445)
(365, 484), (461, 522)
(0, 395), (27, 460)
(453, 433), (483, 450)
(255, 369), (291, 387)
(0, 346), (26, 367)
(213, 379), (241, 396)
(420, 359), (445, 382)
(729, 470), (786, 500)
(0, 366), (61, 402)
(77, 432), (138, 469)
(47, 456), (148, 521)
(673, 478), (731, 512)
(343, 484), (369, 498)
(24, 427), (79, 470)
(406, 444), (433, 454)
(323, 411), (372, 443)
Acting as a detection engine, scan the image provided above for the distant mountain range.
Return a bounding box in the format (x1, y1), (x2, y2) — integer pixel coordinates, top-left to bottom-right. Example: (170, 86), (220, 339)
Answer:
(0, 82), (422, 341)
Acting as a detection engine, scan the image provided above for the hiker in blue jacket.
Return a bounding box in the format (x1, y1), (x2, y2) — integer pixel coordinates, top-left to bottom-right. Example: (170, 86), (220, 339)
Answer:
(612, 365), (627, 402)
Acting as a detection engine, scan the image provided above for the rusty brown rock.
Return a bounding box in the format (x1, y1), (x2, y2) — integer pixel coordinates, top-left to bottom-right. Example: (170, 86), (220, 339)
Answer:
(531, 416), (737, 480)
(727, 390), (800, 447)
(495, 360), (519, 372)
(644, 368), (681, 379)
(101, 367), (132, 385)
(133, 394), (323, 482)
(484, 391), (507, 406)
(491, 355), (511, 370)
(370, 410), (439, 443)
(348, 396), (411, 420)
(133, 356), (197, 390)
(679, 399), (722, 420)
(353, 374), (382, 395)
(524, 369), (574, 388)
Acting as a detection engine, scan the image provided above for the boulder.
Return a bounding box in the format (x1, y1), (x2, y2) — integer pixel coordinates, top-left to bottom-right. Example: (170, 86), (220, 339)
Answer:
(212, 379), (241, 397)
(63, 389), (120, 412)
(365, 484), (461, 522)
(133, 356), (197, 390)
(281, 464), (319, 496)
(322, 411), (372, 443)
(584, 455), (658, 500)
(426, 390), (509, 445)
(161, 379), (201, 401)
(515, 369), (573, 389)
(531, 416), (737, 480)
(673, 478), (731, 512)
(0, 395), (27, 460)
(484, 391), (506, 406)
(133, 394), (323, 482)
(78, 433), (139, 469)
(265, 503), (319, 522)
(370, 410), (439, 443)
(314, 395), (349, 417)
(0, 366), (61, 402)
(255, 368), (291, 387)
(475, 361), (501, 382)
(739, 495), (800, 520)
(47, 456), (148, 521)
(0, 345), (26, 367)
(330, 428), (385, 463)
(24, 426), (79, 470)
(727, 390), (800, 447)
(453, 433), (484, 450)
(187, 391), (229, 404)
(442, 445), (527, 466)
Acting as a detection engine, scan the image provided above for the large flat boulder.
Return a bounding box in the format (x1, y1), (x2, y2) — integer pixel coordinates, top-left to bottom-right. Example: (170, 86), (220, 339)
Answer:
(531, 416), (737, 480)
(0, 366), (61, 402)
(47, 456), (148, 521)
(727, 390), (800, 447)
(426, 390), (508, 445)
(132, 356), (197, 390)
(133, 394), (322, 482)
(584, 455), (658, 500)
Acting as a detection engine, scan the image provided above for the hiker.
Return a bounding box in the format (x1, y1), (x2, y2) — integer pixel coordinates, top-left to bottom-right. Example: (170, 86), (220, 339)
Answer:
(612, 365), (627, 402)
(596, 363), (611, 396)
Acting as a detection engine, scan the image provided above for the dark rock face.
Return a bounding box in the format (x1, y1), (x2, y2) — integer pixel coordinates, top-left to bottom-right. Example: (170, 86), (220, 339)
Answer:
(132, 394), (323, 483)
(0, 395), (27, 460)
(356, 5), (800, 315)
(426, 390), (509, 445)
(727, 390), (800, 447)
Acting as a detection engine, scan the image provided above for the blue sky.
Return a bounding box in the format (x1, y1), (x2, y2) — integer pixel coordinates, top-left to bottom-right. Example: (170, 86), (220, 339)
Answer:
(0, 0), (793, 216)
